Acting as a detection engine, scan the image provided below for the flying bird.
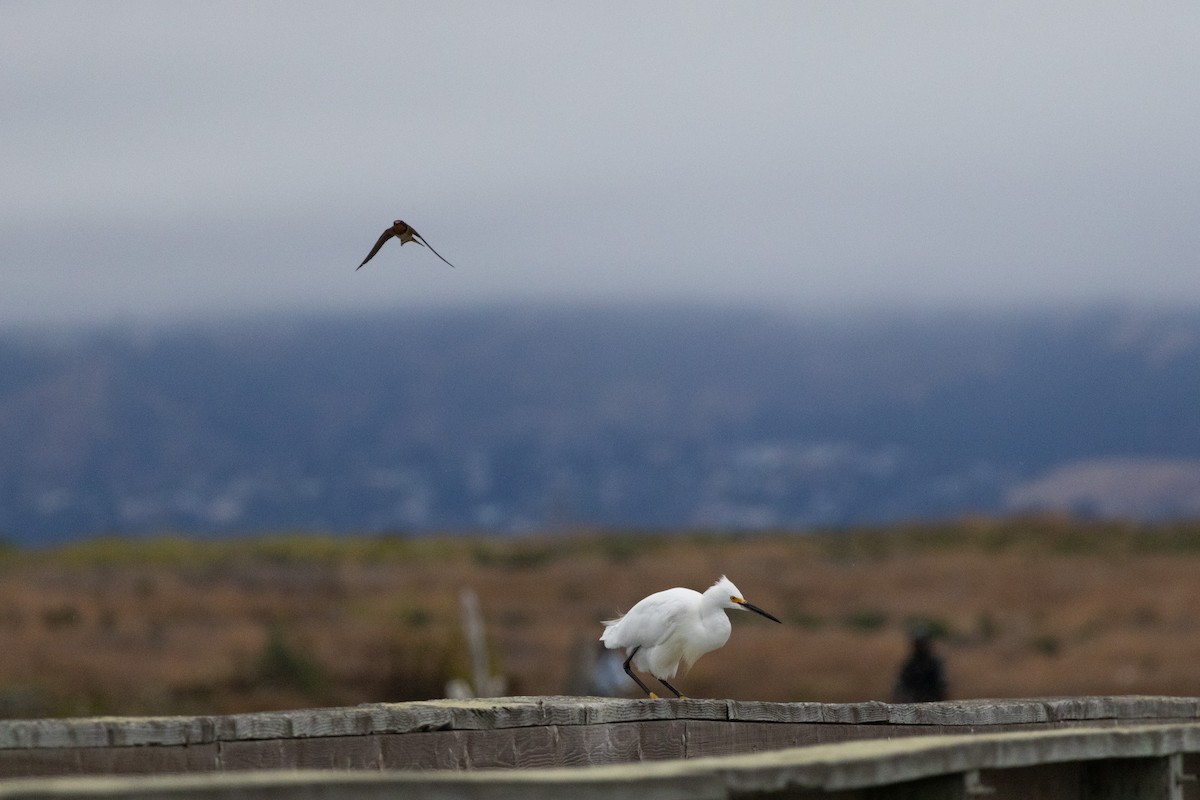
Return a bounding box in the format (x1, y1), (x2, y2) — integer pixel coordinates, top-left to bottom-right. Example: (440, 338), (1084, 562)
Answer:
(600, 575), (782, 699)
(357, 219), (456, 270)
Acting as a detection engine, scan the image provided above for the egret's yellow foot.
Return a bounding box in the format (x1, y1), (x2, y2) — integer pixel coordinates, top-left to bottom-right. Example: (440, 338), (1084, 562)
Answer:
(648, 692), (659, 699)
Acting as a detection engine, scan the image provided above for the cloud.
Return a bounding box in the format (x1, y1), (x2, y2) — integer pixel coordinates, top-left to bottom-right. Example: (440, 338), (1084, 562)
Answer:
(3, 2), (1200, 324)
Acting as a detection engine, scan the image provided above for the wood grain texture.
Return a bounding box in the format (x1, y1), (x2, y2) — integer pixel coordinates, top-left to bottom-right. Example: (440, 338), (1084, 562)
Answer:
(0, 723), (1199, 799)
(0, 696), (1198, 783)
(4, 696), (1200, 752)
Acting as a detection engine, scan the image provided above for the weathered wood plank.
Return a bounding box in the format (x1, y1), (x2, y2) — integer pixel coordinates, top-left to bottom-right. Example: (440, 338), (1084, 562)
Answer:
(0, 742), (220, 779)
(3, 696), (1199, 753)
(0, 718), (1001, 778)
(1, 696), (1199, 787)
(215, 738), (290, 772)
(377, 731), (470, 771)
(286, 735), (384, 771)
(1, 722), (1200, 799)
(0, 770), (726, 800)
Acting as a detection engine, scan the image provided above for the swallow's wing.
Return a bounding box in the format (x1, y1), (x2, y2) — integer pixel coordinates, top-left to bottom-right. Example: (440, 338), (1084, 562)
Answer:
(356, 229), (394, 270)
(410, 230), (456, 269)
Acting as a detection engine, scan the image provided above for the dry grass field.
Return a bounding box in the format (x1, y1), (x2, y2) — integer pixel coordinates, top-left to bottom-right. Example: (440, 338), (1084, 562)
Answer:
(1, 516), (1199, 718)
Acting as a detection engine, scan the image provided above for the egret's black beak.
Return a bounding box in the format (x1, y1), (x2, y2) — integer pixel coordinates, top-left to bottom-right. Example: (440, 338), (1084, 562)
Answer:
(735, 599), (782, 624)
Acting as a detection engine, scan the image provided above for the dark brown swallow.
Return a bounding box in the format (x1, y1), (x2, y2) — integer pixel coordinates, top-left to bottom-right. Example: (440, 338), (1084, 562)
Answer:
(356, 219), (456, 270)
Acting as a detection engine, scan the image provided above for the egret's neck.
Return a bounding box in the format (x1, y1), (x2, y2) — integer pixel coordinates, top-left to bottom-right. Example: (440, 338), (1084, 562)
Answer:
(697, 585), (734, 645)
(699, 584), (730, 616)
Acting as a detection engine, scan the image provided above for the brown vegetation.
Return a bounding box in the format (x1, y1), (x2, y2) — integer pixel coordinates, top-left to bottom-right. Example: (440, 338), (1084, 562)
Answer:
(1, 516), (1199, 718)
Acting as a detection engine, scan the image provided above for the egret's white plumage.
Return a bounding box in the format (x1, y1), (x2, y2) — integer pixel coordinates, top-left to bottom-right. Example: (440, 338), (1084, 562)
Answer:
(600, 575), (781, 698)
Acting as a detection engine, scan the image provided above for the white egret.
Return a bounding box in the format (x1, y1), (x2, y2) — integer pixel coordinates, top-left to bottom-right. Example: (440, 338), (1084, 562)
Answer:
(599, 575), (781, 698)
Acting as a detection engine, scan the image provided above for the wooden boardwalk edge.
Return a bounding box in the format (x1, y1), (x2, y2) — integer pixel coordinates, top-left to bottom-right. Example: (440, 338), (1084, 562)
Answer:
(2, 695), (1199, 751)
(0, 722), (1198, 799)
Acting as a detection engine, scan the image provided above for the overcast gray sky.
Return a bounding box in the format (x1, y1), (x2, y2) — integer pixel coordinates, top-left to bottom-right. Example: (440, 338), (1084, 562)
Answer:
(3, 1), (1198, 326)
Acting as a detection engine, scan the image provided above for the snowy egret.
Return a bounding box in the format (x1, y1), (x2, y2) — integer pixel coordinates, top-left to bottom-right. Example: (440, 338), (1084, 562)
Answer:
(357, 219), (456, 270)
(600, 575), (781, 698)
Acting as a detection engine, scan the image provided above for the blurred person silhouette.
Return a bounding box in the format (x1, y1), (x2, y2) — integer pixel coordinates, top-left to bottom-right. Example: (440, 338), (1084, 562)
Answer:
(892, 627), (947, 703)
(564, 637), (635, 696)
(589, 641), (630, 697)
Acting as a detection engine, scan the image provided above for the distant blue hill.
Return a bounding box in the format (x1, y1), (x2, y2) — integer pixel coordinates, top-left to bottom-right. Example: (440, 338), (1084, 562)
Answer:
(2, 304), (1199, 543)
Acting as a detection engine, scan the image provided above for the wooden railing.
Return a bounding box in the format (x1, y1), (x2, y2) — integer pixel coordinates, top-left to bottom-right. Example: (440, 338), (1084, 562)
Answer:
(0, 696), (1197, 797)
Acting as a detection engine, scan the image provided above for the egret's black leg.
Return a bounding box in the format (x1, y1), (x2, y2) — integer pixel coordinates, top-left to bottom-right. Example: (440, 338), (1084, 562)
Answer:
(657, 678), (683, 699)
(623, 646), (655, 697)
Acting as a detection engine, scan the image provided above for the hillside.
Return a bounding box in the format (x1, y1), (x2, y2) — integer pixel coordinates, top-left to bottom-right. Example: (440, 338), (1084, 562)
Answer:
(2, 305), (1200, 542)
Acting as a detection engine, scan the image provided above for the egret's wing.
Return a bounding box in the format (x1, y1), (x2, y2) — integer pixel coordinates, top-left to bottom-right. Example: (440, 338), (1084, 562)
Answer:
(410, 231), (456, 269)
(650, 593), (696, 647)
(604, 588), (695, 649)
(635, 591), (697, 679)
(357, 229), (394, 270)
